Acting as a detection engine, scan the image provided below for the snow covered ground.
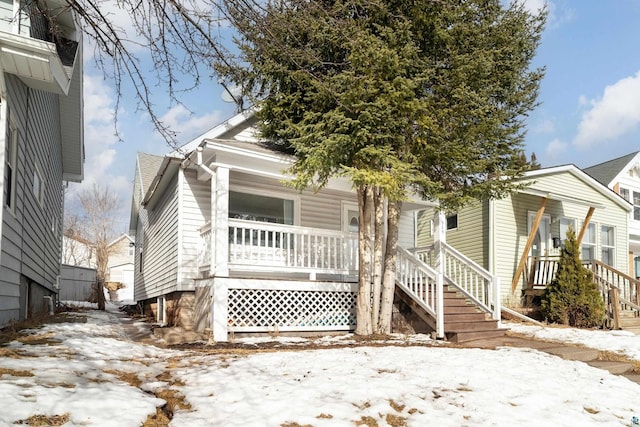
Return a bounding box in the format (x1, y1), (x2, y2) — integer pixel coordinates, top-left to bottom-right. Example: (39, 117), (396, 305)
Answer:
(1, 303), (640, 426)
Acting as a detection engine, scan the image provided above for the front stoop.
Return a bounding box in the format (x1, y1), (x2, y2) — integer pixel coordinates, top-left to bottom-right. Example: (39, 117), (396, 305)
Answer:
(442, 286), (506, 343)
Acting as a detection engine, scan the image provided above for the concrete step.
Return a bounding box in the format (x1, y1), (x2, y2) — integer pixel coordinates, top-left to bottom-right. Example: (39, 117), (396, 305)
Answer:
(445, 320), (500, 332)
(622, 373), (640, 384)
(544, 346), (599, 362)
(447, 328), (507, 343)
(587, 360), (633, 375)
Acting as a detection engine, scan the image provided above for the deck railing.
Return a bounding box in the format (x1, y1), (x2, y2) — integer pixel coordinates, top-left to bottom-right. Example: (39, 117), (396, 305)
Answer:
(589, 260), (640, 313)
(525, 256), (560, 288)
(199, 219), (358, 276)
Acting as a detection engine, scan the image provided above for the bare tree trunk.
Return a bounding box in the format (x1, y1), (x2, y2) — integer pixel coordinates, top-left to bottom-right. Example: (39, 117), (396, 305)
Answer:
(371, 187), (384, 330)
(355, 185), (374, 336)
(378, 200), (401, 334)
(95, 245), (109, 311)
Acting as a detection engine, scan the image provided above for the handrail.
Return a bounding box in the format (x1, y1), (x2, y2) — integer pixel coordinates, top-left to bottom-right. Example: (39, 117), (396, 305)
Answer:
(395, 246), (443, 338)
(411, 242), (501, 322)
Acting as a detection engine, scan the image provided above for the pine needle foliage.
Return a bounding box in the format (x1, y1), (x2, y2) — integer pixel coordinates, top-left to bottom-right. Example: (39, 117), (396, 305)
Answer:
(541, 225), (605, 328)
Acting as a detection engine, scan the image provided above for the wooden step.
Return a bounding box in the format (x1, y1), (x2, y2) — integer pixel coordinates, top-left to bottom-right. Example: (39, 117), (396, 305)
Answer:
(443, 305), (483, 314)
(444, 312), (488, 322)
(446, 328), (507, 343)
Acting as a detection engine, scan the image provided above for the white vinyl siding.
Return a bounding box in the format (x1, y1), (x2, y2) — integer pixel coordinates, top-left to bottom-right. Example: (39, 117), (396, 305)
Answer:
(178, 169), (209, 287)
(137, 174), (179, 300)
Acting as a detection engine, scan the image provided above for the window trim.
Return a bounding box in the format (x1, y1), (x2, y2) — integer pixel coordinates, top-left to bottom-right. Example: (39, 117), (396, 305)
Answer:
(4, 114), (17, 214)
(600, 224), (615, 266)
(580, 222), (596, 261)
(446, 213), (458, 231)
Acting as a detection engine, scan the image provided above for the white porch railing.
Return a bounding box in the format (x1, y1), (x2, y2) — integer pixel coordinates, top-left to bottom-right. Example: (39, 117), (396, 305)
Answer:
(199, 219), (359, 277)
(413, 242), (501, 321)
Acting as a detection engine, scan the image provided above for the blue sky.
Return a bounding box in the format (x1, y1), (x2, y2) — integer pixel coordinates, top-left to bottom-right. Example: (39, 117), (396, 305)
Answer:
(67, 0), (640, 231)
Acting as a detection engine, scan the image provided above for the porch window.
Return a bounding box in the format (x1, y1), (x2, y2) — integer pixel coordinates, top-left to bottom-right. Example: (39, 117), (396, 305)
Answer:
(580, 223), (596, 261)
(229, 191), (294, 247)
(229, 191), (294, 224)
(601, 225), (615, 266)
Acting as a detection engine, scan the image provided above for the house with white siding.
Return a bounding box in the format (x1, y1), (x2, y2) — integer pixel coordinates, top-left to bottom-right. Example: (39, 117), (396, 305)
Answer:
(416, 165), (631, 311)
(130, 111), (508, 342)
(584, 152), (640, 279)
(0, 0), (84, 326)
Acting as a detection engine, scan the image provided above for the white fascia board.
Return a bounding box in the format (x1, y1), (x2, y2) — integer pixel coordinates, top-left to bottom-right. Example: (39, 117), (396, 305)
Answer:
(522, 164), (631, 211)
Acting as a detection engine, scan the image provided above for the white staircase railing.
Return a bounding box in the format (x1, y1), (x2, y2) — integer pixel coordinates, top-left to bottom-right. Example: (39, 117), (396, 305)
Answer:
(395, 247), (444, 338)
(413, 242), (501, 321)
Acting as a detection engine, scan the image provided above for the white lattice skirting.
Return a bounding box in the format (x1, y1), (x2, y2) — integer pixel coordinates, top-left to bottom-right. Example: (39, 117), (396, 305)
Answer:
(228, 288), (357, 331)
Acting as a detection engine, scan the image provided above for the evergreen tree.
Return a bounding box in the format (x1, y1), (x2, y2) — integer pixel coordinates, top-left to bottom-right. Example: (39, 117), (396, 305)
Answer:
(223, 0), (545, 335)
(541, 225), (605, 327)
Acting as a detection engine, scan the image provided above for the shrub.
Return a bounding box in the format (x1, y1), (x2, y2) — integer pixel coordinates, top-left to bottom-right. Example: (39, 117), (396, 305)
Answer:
(540, 225), (605, 327)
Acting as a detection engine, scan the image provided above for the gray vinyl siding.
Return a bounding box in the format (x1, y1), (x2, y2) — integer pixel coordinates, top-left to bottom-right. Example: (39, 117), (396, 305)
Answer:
(179, 169), (209, 287)
(137, 174), (179, 300)
(0, 74), (65, 326)
(230, 171), (357, 231)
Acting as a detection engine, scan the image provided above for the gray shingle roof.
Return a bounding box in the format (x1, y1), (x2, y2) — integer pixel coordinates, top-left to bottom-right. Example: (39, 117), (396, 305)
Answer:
(583, 152), (639, 186)
(136, 152), (164, 195)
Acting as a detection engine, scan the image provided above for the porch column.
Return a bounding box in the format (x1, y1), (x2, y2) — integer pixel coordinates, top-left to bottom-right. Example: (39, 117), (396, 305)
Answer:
(211, 278), (229, 342)
(512, 197), (547, 293)
(433, 210), (447, 272)
(433, 210), (446, 339)
(212, 166), (230, 277)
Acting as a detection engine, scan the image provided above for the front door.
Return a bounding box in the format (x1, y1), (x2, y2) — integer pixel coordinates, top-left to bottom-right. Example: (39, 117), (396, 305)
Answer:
(528, 212), (551, 258)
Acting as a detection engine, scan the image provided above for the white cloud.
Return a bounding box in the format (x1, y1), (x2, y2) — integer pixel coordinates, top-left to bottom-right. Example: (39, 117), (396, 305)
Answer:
(159, 104), (224, 145)
(532, 118), (556, 134)
(518, 0), (547, 15)
(573, 71), (640, 149)
(545, 138), (568, 161)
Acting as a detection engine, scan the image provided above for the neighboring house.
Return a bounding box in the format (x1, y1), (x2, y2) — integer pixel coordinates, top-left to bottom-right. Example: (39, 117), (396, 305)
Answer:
(584, 152), (640, 278)
(0, 0), (84, 326)
(105, 234), (135, 302)
(62, 233), (94, 267)
(130, 111), (505, 342)
(61, 233), (135, 302)
(416, 165), (631, 308)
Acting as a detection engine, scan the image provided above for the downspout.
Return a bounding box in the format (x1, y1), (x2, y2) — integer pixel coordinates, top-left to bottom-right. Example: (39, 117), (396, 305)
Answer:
(0, 72), (6, 273)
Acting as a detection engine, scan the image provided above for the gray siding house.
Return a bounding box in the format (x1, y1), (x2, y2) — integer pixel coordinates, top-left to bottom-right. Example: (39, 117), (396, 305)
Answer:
(130, 111), (508, 343)
(0, 0), (84, 326)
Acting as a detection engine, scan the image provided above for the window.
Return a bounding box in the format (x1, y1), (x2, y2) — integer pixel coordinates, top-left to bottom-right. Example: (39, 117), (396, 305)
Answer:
(601, 225), (615, 266)
(4, 116), (17, 211)
(33, 164), (44, 206)
(580, 222), (596, 261)
(620, 187), (630, 202)
(634, 191), (640, 221)
(559, 217), (576, 247)
(229, 191), (295, 247)
(229, 191), (294, 224)
(446, 213), (458, 230)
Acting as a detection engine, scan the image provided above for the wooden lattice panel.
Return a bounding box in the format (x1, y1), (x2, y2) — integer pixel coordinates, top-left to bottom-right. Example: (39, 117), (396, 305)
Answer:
(228, 288), (357, 331)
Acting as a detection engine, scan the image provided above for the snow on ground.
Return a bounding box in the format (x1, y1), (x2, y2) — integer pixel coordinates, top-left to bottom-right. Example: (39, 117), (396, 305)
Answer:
(1, 305), (640, 426)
